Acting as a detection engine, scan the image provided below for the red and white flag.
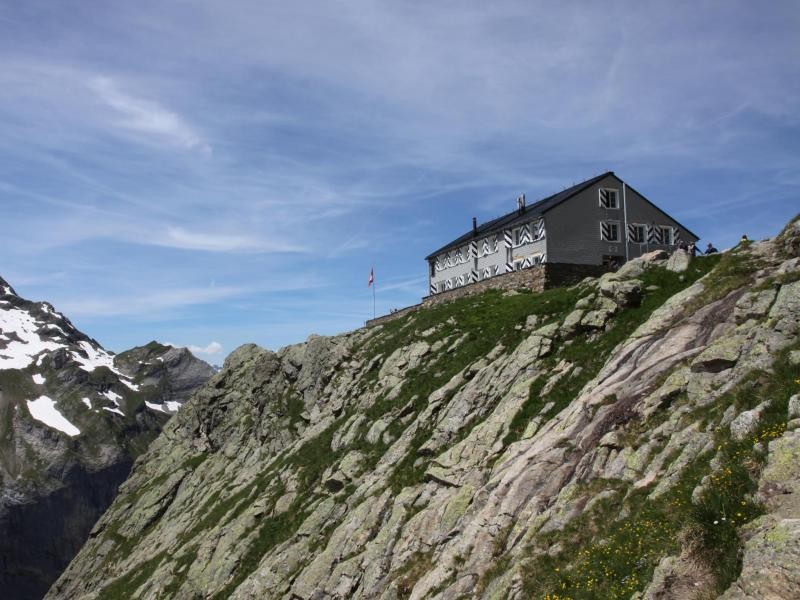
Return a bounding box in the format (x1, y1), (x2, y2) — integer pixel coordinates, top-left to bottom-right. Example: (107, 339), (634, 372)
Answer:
(367, 268), (374, 287)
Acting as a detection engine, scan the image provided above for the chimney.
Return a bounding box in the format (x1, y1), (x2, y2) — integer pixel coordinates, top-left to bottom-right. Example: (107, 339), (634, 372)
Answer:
(517, 194), (526, 212)
(472, 217), (477, 235)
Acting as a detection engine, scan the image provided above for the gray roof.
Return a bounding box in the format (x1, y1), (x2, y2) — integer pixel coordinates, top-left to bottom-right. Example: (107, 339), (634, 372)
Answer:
(425, 172), (614, 260)
(425, 171), (700, 260)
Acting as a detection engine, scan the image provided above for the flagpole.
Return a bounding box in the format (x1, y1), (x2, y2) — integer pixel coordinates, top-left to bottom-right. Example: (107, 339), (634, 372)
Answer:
(372, 268), (376, 319)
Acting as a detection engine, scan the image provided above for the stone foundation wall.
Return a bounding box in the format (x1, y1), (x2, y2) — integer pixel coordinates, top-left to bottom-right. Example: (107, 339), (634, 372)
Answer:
(543, 262), (609, 288)
(366, 263), (607, 327)
(422, 266), (547, 307)
(364, 303), (422, 327)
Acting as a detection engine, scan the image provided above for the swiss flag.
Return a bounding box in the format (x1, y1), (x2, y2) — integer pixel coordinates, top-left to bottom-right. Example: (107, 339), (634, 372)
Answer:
(368, 268), (374, 287)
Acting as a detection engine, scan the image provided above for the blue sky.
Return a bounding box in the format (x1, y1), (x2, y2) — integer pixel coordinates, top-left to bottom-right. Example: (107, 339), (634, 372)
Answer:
(2, 1), (798, 361)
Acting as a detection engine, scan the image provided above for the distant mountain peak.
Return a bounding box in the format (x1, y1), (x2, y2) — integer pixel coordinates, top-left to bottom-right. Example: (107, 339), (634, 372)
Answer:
(0, 274), (216, 599)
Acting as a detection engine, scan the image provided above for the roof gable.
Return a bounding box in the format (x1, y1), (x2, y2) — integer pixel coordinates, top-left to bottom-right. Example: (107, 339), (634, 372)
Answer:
(425, 171), (614, 259)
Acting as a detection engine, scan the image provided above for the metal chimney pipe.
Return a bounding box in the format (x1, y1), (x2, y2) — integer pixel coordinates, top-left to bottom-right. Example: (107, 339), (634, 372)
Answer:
(472, 217), (477, 234)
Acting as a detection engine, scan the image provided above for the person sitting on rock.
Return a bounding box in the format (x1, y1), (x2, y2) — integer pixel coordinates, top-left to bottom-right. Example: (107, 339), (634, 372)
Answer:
(705, 243), (718, 254)
(678, 240), (689, 252)
(688, 242), (698, 257)
(740, 234), (750, 245)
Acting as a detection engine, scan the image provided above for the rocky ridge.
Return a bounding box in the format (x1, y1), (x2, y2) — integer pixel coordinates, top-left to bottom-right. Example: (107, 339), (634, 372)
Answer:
(49, 216), (800, 600)
(0, 277), (214, 599)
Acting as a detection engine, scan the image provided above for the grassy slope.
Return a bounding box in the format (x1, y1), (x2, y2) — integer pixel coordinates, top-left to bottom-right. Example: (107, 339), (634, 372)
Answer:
(93, 250), (800, 600)
(515, 342), (800, 600)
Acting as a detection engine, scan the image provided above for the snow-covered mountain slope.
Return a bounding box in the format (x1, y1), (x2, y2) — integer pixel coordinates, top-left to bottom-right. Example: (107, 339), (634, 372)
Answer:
(0, 276), (215, 600)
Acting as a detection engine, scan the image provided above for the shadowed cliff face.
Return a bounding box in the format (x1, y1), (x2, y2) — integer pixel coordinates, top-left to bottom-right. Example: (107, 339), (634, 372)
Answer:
(0, 279), (215, 599)
(0, 461), (131, 600)
(48, 217), (800, 600)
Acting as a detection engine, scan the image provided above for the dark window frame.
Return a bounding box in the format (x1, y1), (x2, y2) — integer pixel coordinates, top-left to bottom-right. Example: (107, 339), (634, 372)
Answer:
(599, 188), (620, 209)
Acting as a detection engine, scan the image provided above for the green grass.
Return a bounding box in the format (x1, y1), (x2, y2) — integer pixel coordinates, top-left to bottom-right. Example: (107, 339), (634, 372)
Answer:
(685, 250), (756, 313)
(0, 369), (36, 401)
(160, 544), (200, 597)
(205, 258), (726, 591)
(178, 286), (590, 591)
(98, 550), (167, 600)
(511, 341), (800, 600)
(92, 245), (795, 599)
(365, 287), (587, 492)
(504, 259), (720, 448)
(209, 499), (308, 600)
(394, 550), (434, 599)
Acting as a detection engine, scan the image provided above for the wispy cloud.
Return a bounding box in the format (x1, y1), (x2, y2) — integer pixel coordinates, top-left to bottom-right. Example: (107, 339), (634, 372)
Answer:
(1, 0), (798, 355)
(376, 276), (428, 294)
(87, 76), (210, 154)
(55, 285), (249, 318)
(160, 226), (307, 253)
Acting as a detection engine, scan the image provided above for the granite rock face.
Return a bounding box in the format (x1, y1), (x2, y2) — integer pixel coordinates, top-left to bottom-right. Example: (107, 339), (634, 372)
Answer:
(47, 216), (800, 600)
(0, 278), (213, 599)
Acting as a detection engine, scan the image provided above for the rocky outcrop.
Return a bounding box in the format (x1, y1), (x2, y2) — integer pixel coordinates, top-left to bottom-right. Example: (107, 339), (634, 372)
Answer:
(719, 429), (800, 599)
(114, 341), (216, 405)
(47, 216), (800, 600)
(0, 280), (213, 599)
(666, 248), (691, 272)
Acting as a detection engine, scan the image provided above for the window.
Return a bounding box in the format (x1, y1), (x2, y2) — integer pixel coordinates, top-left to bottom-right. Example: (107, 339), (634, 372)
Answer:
(659, 226), (673, 245)
(628, 224), (646, 244)
(600, 221), (620, 242)
(599, 188), (619, 209)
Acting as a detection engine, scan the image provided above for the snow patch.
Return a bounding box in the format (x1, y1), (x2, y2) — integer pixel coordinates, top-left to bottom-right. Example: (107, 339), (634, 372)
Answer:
(164, 401), (181, 412)
(101, 390), (124, 415)
(145, 401), (167, 413)
(103, 390), (122, 403)
(81, 397), (92, 409)
(31, 373), (45, 385)
(39, 303), (53, 315)
(70, 341), (116, 372)
(71, 341), (139, 390)
(44, 323), (68, 337)
(26, 396), (80, 436)
(0, 307), (65, 369)
(120, 378), (140, 391)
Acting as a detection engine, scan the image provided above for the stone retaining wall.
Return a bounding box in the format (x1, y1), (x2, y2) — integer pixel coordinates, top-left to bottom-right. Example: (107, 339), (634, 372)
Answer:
(421, 266), (548, 307)
(365, 263), (607, 327)
(364, 303), (422, 327)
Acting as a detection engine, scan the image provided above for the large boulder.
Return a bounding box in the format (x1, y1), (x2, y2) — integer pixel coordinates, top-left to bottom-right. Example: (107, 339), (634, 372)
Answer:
(690, 336), (743, 373)
(734, 289), (778, 324)
(598, 278), (643, 307)
(665, 249), (691, 272)
(768, 280), (800, 335)
(729, 401), (769, 442)
(613, 250), (668, 279)
(559, 309), (584, 338)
